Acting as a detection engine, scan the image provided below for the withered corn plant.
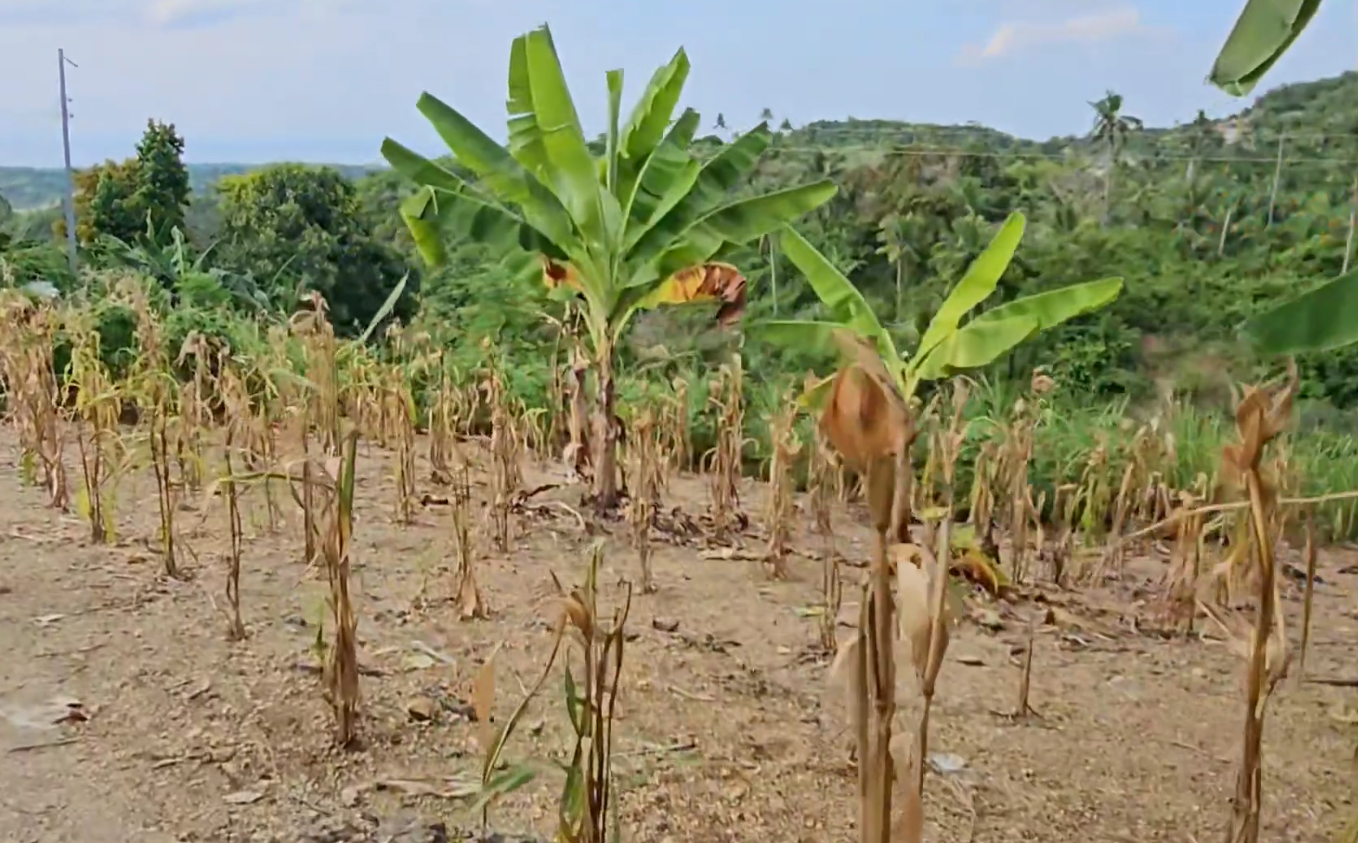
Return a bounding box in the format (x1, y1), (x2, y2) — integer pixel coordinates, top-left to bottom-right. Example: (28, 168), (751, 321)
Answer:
(627, 409), (661, 593)
(174, 332), (214, 495)
(661, 376), (691, 477)
(1164, 476), (1209, 634)
(290, 301), (343, 568)
(998, 390), (1038, 583)
(122, 282), (180, 577)
(219, 357), (251, 640)
(912, 384), (967, 796)
(64, 308), (122, 543)
(817, 333), (908, 843)
(426, 355), (465, 485)
(291, 293), (341, 456)
(704, 354), (746, 541)
(449, 465), (488, 620)
(551, 545), (632, 843)
(482, 349), (522, 553)
(385, 359), (418, 524)
(0, 294), (69, 510)
(808, 431), (842, 651)
(764, 395), (801, 579)
(321, 430), (362, 747)
(1216, 363), (1297, 843)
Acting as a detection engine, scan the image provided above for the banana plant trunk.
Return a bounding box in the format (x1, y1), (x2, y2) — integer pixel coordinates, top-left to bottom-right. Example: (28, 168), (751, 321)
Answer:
(592, 344), (621, 509)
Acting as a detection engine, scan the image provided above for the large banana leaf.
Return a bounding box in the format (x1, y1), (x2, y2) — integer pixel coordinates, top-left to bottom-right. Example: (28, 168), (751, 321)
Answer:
(912, 315), (1041, 381)
(914, 211), (1026, 361)
(617, 48), (690, 205)
(778, 226), (884, 334)
(1208, 0), (1323, 96)
(625, 127), (775, 258)
(911, 277), (1123, 383)
(515, 27), (607, 248)
(1241, 269), (1358, 354)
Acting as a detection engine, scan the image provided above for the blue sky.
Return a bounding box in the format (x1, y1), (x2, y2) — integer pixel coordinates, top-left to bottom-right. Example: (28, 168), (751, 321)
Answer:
(0, 0), (1353, 167)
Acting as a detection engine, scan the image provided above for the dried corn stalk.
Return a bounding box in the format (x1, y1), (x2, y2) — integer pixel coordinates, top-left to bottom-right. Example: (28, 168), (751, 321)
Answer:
(764, 396), (801, 579)
(1218, 362), (1297, 843)
(628, 409), (661, 593)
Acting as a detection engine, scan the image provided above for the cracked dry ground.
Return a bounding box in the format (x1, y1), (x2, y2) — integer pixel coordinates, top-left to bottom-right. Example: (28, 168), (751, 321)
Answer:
(0, 428), (1354, 843)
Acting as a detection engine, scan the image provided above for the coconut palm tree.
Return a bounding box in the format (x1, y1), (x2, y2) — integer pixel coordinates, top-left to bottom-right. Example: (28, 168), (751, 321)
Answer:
(1087, 90), (1143, 220)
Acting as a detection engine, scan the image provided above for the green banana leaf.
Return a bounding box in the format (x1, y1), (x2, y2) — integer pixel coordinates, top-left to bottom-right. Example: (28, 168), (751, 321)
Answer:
(617, 48), (690, 205)
(753, 319), (843, 356)
(626, 127), (775, 259)
(963, 277), (1124, 333)
(1241, 269), (1358, 354)
(914, 211), (1026, 361)
(913, 314), (1041, 381)
(1208, 0), (1323, 96)
(514, 27), (607, 246)
(623, 116), (702, 232)
(779, 226), (884, 335)
(911, 277), (1123, 382)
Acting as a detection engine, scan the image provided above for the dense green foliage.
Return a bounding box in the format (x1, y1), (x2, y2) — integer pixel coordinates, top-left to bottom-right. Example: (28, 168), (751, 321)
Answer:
(3, 68), (1358, 530)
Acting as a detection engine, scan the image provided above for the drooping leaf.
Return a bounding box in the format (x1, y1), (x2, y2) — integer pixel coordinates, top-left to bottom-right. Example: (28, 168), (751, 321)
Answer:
(397, 187), (537, 268)
(635, 262), (747, 325)
(680, 183), (840, 261)
(967, 277), (1124, 333)
(914, 211), (1026, 361)
(752, 319), (843, 356)
(413, 92), (575, 248)
(379, 138), (471, 195)
(542, 257), (583, 293)
(358, 273), (408, 344)
(1241, 268), (1358, 354)
(797, 371), (836, 412)
(1208, 0), (1324, 97)
(779, 226), (882, 334)
(819, 366), (903, 470)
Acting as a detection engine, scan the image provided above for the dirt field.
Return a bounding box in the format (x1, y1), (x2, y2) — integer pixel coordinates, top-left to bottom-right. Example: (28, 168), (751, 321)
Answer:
(0, 429), (1354, 843)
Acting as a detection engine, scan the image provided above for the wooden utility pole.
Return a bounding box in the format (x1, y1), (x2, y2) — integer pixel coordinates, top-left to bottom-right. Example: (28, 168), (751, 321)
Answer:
(58, 48), (78, 273)
(1343, 175), (1357, 275)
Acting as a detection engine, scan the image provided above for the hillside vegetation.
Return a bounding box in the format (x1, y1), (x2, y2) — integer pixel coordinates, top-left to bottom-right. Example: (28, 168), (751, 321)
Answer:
(2, 72), (1358, 505)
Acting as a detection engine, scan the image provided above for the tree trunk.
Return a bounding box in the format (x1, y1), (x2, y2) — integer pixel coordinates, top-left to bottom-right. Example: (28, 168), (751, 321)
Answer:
(769, 239), (779, 316)
(1218, 201), (1236, 257)
(894, 260), (904, 324)
(591, 346), (620, 509)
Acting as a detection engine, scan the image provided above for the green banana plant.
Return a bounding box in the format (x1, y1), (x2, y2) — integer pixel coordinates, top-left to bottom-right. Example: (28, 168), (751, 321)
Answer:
(1207, 0), (1350, 356)
(758, 211), (1124, 406)
(380, 24), (836, 507)
(1208, 0), (1323, 96)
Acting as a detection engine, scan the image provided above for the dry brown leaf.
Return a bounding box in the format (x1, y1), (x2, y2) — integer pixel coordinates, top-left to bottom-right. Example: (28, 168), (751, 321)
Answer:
(471, 648), (497, 752)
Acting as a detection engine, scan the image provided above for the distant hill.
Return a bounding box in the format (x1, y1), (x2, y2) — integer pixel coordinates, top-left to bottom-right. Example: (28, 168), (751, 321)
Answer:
(0, 162), (382, 211)
(4, 70), (1355, 212)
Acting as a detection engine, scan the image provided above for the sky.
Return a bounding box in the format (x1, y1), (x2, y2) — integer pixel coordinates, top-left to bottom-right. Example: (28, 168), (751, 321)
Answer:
(0, 0), (1354, 168)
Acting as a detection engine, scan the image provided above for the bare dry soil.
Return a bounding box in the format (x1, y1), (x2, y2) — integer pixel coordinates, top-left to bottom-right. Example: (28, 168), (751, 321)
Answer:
(0, 430), (1354, 843)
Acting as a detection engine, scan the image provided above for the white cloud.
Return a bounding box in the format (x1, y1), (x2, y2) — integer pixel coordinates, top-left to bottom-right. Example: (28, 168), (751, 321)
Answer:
(956, 6), (1163, 66)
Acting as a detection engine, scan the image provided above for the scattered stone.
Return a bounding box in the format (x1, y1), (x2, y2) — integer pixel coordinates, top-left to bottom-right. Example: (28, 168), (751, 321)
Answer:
(652, 617), (680, 633)
(406, 696), (438, 723)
